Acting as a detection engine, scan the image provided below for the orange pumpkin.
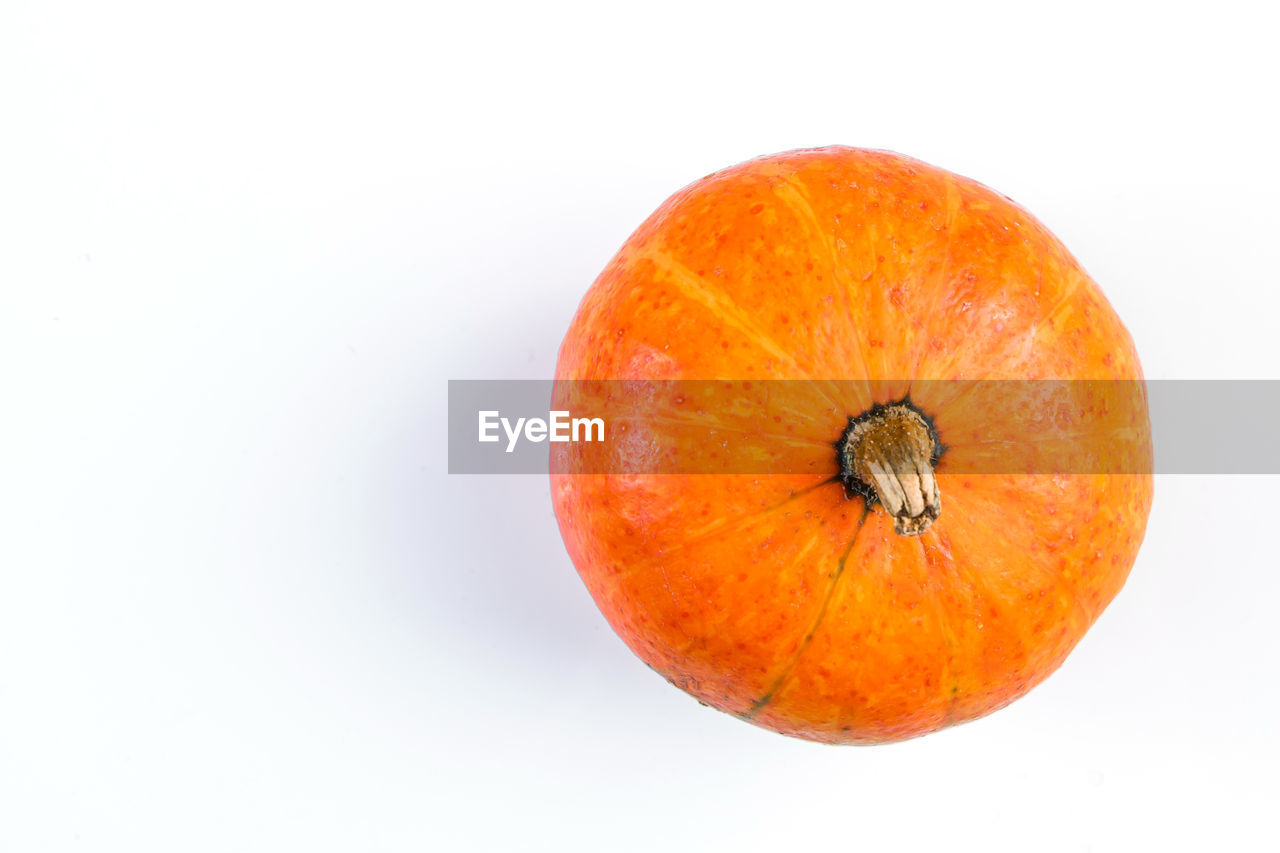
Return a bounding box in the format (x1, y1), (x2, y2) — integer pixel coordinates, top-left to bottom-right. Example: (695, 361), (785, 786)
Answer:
(551, 147), (1152, 744)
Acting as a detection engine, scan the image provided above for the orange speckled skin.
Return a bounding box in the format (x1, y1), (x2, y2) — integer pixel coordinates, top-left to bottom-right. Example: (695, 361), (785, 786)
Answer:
(552, 147), (1152, 744)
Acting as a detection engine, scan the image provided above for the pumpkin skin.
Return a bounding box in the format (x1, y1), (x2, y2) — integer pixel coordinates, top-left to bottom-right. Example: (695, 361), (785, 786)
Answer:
(551, 147), (1152, 744)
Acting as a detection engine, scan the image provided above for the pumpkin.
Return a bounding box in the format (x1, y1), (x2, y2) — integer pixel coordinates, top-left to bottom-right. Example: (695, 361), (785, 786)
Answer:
(551, 147), (1152, 744)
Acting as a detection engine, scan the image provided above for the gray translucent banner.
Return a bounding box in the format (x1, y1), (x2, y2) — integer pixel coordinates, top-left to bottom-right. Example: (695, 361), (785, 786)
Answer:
(448, 380), (1279, 475)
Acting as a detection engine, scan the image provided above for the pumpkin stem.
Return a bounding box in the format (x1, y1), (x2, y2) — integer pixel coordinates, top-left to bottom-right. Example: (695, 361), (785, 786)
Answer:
(838, 402), (941, 536)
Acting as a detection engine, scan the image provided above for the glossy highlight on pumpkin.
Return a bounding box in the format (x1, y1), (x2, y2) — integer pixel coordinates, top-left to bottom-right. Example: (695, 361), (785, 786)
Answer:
(551, 147), (1153, 744)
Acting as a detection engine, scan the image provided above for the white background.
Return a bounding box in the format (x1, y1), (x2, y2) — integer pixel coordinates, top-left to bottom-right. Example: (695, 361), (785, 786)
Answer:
(3, 1), (1277, 850)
